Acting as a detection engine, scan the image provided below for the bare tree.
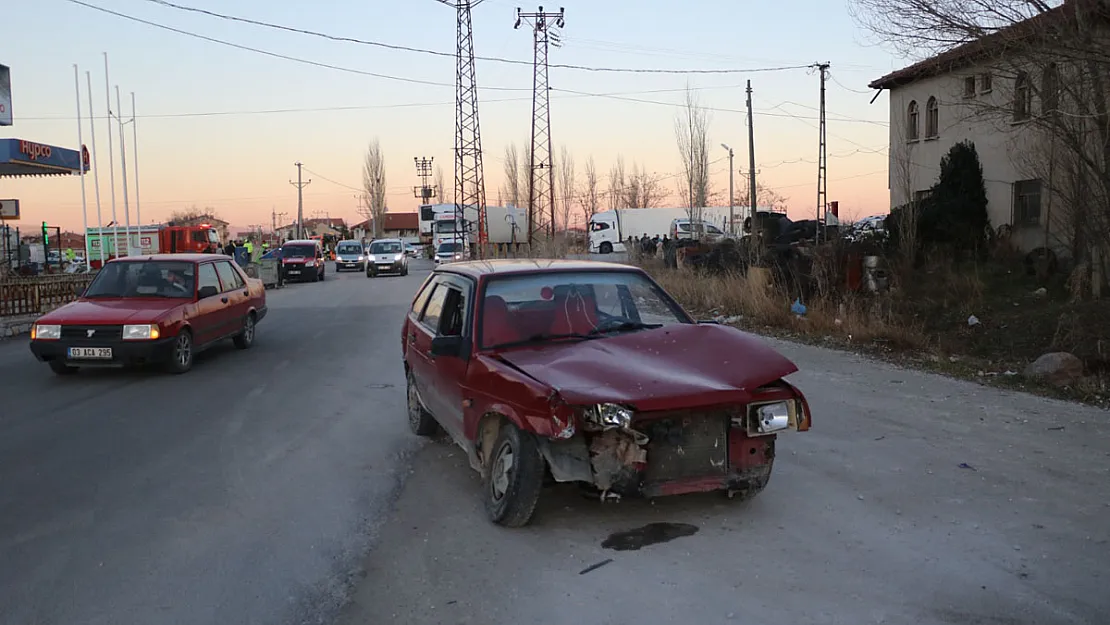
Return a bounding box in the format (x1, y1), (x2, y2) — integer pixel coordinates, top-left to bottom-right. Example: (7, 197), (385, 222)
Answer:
(557, 146), (576, 229)
(624, 162), (666, 208)
(581, 156), (600, 224)
(501, 144), (523, 208)
(850, 0), (1110, 294)
(676, 86), (712, 226)
(733, 181), (789, 213)
(361, 138), (388, 238)
(607, 156), (627, 211)
(434, 164), (447, 204)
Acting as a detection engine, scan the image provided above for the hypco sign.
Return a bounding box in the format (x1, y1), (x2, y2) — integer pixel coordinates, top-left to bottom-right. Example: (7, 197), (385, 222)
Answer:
(0, 64), (11, 126)
(0, 199), (19, 220)
(19, 140), (52, 161)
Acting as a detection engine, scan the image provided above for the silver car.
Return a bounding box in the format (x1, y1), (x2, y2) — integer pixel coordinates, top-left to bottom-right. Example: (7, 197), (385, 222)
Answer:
(334, 240), (367, 272)
(366, 238), (409, 277)
(434, 241), (467, 265)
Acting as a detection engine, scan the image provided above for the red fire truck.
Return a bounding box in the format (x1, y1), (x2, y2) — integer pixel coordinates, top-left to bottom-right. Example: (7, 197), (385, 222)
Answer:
(86, 223), (223, 268)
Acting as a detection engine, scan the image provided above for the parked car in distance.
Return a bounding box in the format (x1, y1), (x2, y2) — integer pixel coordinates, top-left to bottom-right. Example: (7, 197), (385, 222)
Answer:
(29, 254), (267, 375)
(402, 259), (811, 527)
(334, 239), (367, 273)
(366, 238), (409, 277)
(433, 241), (466, 265)
(280, 239), (326, 282)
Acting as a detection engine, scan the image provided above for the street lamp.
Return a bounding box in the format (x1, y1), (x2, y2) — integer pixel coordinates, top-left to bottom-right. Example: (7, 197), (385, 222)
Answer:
(721, 143), (735, 235)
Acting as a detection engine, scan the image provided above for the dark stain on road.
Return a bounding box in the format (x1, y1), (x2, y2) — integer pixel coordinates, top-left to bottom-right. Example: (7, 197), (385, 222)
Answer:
(601, 522), (699, 551)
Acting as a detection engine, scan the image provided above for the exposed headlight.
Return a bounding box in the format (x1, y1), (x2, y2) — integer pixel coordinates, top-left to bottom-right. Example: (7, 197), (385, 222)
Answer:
(32, 324), (61, 340)
(584, 403), (634, 430)
(752, 401), (791, 434)
(123, 324), (160, 340)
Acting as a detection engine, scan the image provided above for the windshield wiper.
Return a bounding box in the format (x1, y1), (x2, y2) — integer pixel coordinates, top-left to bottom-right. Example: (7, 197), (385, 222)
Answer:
(489, 331), (599, 350)
(588, 321), (663, 336)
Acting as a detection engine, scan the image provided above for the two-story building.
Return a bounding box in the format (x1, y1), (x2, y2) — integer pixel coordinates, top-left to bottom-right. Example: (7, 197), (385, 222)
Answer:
(869, 0), (1110, 254)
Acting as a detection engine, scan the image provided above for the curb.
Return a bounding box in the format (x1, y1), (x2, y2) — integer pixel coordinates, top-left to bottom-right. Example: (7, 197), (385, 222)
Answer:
(0, 315), (37, 339)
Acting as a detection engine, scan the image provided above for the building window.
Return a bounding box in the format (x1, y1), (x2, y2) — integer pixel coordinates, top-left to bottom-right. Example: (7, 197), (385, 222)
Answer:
(1014, 71), (1032, 121)
(980, 73), (993, 93)
(914, 189), (933, 203)
(1013, 179), (1042, 226)
(906, 100), (920, 141)
(1042, 63), (1059, 114)
(925, 96), (939, 138)
(963, 76), (977, 98)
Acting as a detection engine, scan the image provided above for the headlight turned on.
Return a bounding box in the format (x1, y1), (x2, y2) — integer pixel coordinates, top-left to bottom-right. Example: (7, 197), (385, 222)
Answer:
(747, 400), (794, 435)
(122, 324), (160, 340)
(32, 324), (62, 340)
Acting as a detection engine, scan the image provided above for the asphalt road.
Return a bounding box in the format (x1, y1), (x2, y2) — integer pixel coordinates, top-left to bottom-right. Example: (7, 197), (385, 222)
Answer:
(4, 256), (1108, 625)
(0, 262), (431, 625)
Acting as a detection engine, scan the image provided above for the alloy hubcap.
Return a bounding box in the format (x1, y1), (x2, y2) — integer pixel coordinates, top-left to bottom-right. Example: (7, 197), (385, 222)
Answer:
(176, 335), (191, 366)
(490, 442), (514, 501)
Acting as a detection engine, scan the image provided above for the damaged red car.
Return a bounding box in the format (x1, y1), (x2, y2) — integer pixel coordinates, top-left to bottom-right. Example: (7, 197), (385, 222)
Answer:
(402, 260), (811, 527)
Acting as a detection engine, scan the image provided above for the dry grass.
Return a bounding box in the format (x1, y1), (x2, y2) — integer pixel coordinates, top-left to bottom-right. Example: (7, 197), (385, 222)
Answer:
(647, 265), (927, 351)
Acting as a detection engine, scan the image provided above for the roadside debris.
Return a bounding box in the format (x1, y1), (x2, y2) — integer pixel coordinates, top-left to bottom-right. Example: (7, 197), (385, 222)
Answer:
(578, 559), (614, 575)
(1023, 352), (1084, 387)
(958, 463), (977, 471)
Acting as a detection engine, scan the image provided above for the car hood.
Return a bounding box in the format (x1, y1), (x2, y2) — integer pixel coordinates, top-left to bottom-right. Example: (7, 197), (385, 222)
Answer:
(494, 323), (798, 411)
(40, 298), (188, 325)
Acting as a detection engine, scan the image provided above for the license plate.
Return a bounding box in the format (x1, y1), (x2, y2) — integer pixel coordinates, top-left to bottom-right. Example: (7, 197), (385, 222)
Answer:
(68, 347), (112, 359)
(288, 269), (300, 274)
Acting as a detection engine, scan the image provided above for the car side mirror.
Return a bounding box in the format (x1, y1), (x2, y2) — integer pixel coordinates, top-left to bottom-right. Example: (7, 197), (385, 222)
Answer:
(430, 335), (466, 358)
(198, 285), (219, 299)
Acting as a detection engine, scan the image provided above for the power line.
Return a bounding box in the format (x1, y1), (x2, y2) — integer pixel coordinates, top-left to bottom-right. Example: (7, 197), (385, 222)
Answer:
(301, 167), (362, 192)
(64, 0), (527, 92)
(138, 0), (812, 75)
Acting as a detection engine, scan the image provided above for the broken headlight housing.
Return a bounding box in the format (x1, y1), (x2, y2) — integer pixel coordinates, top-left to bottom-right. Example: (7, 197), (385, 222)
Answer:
(582, 403), (634, 431)
(741, 400), (800, 436)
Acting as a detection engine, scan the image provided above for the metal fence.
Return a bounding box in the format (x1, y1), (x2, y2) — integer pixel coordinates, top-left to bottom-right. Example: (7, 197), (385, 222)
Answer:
(0, 274), (97, 318)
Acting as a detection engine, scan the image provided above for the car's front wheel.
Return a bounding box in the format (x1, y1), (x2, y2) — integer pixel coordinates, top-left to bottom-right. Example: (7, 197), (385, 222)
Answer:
(48, 360), (78, 376)
(484, 423), (545, 527)
(165, 330), (194, 374)
(407, 370), (439, 436)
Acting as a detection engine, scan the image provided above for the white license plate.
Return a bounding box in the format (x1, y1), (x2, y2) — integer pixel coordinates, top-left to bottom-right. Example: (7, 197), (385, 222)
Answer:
(288, 269), (301, 274)
(68, 347), (113, 359)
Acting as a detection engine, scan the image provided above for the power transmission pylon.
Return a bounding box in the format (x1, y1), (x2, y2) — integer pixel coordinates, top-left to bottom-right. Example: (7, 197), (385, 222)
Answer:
(812, 62), (830, 244)
(437, 0), (488, 257)
(516, 6), (564, 244)
(414, 157), (436, 204)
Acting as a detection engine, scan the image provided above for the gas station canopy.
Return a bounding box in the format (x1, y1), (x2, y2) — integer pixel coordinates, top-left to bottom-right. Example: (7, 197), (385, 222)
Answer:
(0, 138), (89, 177)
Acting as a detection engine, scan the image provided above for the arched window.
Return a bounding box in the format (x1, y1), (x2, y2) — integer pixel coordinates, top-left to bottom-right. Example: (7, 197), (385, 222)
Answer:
(906, 100), (919, 141)
(925, 96), (939, 138)
(1042, 63), (1059, 113)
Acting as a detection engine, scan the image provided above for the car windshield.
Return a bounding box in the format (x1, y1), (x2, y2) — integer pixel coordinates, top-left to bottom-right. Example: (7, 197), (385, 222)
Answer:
(84, 260), (196, 299)
(337, 243), (362, 254)
(480, 270), (689, 349)
(371, 241), (403, 254)
(283, 244), (315, 258)
(437, 243), (459, 253)
(435, 221), (463, 233)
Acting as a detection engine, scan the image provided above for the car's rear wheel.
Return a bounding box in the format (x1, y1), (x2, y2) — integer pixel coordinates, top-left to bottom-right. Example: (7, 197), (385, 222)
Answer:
(484, 423), (545, 527)
(233, 313), (256, 350)
(407, 370), (439, 436)
(165, 330), (194, 374)
(48, 360), (78, 375)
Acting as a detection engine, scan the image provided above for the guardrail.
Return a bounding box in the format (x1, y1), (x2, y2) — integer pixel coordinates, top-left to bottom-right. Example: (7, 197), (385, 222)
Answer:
(0, 273), (97, 318)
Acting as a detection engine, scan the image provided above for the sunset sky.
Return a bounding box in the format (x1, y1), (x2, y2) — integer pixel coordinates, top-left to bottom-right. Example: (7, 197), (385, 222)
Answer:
(1, 0), (907, 234)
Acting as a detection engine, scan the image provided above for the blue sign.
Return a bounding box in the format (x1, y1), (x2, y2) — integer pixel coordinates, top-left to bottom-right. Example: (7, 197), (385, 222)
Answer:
(0, 138), (89, 177)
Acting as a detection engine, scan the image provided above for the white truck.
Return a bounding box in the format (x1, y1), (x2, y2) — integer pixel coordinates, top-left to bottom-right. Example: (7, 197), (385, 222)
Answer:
(588, 207), (767, 254)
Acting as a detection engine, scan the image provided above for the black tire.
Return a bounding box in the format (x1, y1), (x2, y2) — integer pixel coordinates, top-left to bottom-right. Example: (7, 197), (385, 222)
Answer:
(401, 265), (409, 277)
(48, 360), (78, 375)
(233, 313), (256, 350)
(599, 241), (613, 254)
(407, 370), (439, 436)
(483, 423), (545, 527)
(319, 268), (325, 281)
(165, 329), (194, 374)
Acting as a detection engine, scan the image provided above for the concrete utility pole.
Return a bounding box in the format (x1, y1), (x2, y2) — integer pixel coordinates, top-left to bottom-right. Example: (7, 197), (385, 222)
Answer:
(721, 143), (735, 235)
(290, 162), (311, 239)
(812, 62), (830, 244)
(746, 80), (758, 239)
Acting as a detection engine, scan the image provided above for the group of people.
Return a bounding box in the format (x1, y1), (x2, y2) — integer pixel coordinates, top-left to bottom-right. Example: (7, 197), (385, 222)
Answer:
(627, 234), (675, 258)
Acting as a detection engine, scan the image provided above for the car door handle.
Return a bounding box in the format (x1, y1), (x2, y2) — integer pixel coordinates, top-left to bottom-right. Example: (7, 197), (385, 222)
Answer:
(221, 297), (229, 304)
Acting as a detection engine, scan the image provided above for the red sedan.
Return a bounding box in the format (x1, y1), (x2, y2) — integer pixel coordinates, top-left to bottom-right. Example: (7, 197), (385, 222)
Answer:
(29, 254), (267, 375)
(402, 259), (811, 527)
